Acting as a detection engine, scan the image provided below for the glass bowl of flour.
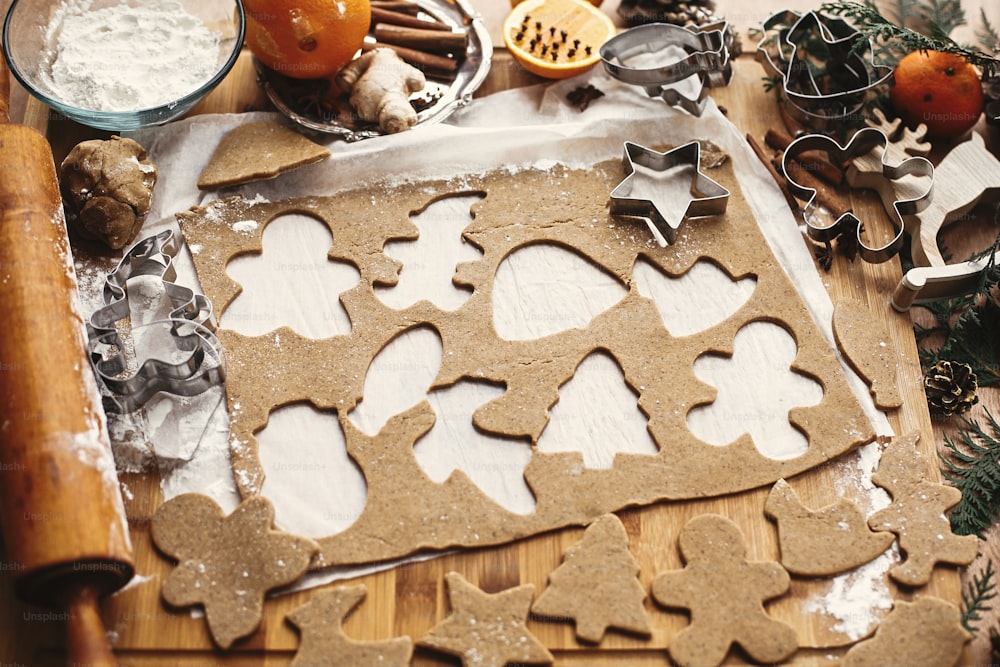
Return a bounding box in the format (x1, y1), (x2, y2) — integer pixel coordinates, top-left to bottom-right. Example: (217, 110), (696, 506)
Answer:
(3, 0), (245, 130)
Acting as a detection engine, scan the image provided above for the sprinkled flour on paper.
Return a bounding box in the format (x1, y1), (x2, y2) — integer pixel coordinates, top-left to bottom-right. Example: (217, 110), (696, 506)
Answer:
(41, 0), (220, 112)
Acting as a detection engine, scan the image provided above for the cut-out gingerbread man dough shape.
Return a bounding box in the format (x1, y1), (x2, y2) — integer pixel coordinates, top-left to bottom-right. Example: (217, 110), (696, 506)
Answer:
(868, 430), (979, 587)
(651, 514), (798, 667)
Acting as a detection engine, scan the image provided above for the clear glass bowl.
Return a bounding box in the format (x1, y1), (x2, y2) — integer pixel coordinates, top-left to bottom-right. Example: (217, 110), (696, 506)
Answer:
(3, 0), (245, 130)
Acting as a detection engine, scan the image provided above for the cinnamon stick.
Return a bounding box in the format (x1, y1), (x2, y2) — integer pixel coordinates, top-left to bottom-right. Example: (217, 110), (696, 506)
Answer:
(764, 127), (846, 185)
(778, 153), (852, 219)
(362, 40), (459, 74)
(370, 0), (423, 15)
(373, 24), (468, 54)
(745, 133), (802, 220)
(371, 7), (451, 31)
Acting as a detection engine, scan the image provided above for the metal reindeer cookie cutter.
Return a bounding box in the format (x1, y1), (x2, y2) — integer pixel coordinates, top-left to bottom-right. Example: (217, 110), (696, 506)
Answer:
(892, 250), (1000, 311)
(609, 140), (730, 245)
(600, 21), (732, 116)
(781, 127), (935, 264)
(87, 229), (226, 414)
(756, 10), (892, 130)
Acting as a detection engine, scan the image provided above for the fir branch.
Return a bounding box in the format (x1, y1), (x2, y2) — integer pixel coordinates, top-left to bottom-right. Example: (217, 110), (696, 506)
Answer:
(918, 227), (1000, 387)
(941, 409), (1000, 537)
(962, 560), (997, 635)
(820, 1), (1000, 77)
(978, 9), (1000, 51)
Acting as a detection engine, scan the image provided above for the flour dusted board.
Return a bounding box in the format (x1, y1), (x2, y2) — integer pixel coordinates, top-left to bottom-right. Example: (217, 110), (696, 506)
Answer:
(176, 151), (874, 568)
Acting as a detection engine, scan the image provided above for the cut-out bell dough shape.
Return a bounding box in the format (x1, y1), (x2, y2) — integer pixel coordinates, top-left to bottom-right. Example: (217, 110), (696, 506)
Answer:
(609, 140), (729, 246)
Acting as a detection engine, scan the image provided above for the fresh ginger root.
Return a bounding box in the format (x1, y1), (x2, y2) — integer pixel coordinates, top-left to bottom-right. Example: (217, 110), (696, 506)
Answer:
(335, 48), (426, 134)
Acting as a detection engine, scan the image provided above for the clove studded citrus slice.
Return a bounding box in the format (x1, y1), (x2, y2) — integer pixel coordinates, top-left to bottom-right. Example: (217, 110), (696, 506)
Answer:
(503, 0), (617, 79)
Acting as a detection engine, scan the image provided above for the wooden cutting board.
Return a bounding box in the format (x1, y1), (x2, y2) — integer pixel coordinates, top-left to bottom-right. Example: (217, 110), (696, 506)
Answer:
(3, 48), (998, 666)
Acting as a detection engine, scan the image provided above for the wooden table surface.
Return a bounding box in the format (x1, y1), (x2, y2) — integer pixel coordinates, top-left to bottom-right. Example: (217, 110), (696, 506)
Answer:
(2, 2), (1000, 665)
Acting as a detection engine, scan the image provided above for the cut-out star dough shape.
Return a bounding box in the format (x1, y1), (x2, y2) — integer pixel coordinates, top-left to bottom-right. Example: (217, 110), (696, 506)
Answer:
(868, 430), (979, 587)
(150, 493), (318, 649)
(287, 583), (413, 667)
(418, 572), (553, 667)
(609, 141), (729, 246)
(841, 596), (970, 667)
(765, 478), (894, 576)
(650, 514), (798, 667)
(531, 513), (652, 643)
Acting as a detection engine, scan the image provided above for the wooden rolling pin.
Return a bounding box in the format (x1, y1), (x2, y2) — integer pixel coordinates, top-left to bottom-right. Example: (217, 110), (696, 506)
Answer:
(0, 48), (133, 665)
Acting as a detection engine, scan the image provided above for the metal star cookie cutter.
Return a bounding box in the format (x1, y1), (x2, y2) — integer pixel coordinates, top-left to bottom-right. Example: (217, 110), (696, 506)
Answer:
(609, 140), (730, 246)
(756, 10), (892, 130)
(781, 127), (934, 264)
(892, 250), (1000, 311)
(600, 22), (732, 116)
(87, 229), (226, 414)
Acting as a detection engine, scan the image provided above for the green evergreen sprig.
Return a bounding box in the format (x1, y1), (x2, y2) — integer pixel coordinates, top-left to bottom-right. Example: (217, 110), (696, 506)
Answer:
(915, 227), (1000, 388)
(941, 409), (1000, 537)
(819, 1), (1000, 76)
(962, 560), (997, 635)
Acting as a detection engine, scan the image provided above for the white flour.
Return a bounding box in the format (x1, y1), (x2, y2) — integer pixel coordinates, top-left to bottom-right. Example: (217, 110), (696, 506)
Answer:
(42, 0), (220, 112)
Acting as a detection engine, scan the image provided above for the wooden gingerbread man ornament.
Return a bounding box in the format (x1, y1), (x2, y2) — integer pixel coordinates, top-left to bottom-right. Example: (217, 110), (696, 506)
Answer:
(651, 514), (798, 667)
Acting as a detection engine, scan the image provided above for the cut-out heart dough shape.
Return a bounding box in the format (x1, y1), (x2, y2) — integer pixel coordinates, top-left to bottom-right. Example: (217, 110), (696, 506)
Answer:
(177, 154), (874, 568)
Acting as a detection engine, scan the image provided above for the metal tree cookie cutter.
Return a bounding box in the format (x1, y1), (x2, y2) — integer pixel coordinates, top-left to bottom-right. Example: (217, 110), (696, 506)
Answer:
(600, 21), (732, 116)
(609, 140), (730, 246)
(87, 229), (226, 414)
(756, 10), (892, 130)
(781, 127), (935, 264)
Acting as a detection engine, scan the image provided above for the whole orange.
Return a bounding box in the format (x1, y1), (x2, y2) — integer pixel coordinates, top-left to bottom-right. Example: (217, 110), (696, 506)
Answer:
(890, 50), (984, 139)
(244, 0), (372, 79)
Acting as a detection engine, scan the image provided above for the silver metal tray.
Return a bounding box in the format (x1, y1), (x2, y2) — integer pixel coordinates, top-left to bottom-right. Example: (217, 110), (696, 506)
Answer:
(256, 0), (492, 141)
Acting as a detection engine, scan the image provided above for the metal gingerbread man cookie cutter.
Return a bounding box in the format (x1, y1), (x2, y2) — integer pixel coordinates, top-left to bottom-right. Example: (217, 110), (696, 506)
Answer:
(781, 127), (935, 264)
(609, 140), (730, 245)
(756, 10), (892, 130)
(600, 21), (733, 116)
(87, 229), (226, 414)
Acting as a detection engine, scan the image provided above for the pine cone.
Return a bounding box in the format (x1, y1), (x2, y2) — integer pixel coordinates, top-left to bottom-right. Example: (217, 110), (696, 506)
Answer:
(924, 360), (979, 417)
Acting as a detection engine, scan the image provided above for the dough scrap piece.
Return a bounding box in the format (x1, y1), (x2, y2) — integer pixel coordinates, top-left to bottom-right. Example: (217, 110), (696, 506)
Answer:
(418, 572), (553, 667)
(197, 120), (330, 190)
(60, 135), (157, 249)
(832, 300), (903, 410)
(150, 493), (318, 649)
(650, 514), (798, 667)
(531, 513), (652, 643)
(764, 478), (894, 576)
(868, 430), (979, 587)
(841, 596), (970, 667)
(287, 583), (413, 667)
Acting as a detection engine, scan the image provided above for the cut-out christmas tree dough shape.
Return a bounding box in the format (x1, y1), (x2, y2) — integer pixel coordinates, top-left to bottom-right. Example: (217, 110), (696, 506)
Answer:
(197, 120), (330, 190)
(650, 514), (798, 667)
(150, 493), (318, 649)
(177, 152), (875, 568)
(840, 596), (970, 667)
(418, 571), (553, 667)
(287, 583), (413, 667)
(832, 300), (903, 410)
(531, 513), (652, 643)
(868, 430), (979, 587)
(764, 478), (894, 576)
